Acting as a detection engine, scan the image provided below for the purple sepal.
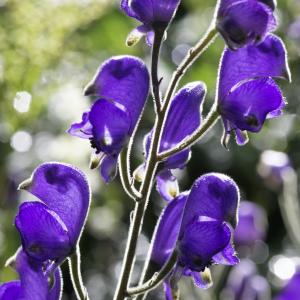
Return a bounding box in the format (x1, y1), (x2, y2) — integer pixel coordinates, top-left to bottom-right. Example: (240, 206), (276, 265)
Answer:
(17, 162), (90, 262)
(212, 242), (239, 265)
(156, 170), (179, 202)
(67, 111), (92, 139)
(99, 155), (118, 184)
(121, 0), (181, 29)
(217, 0), (276, 49)
(0, 249), (62, 300)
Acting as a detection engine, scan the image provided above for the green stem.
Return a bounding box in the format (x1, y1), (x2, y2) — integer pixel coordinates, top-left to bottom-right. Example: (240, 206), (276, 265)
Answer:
(69, 246), (89, 300)
(127, 251), (177, 296)
(158, 107), (220, 161)
(119, 148), (141, 199)
(151, 25), (166, 113)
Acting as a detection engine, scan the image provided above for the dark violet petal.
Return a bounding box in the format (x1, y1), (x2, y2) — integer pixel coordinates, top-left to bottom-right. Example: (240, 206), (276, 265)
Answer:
(150, 193), (188, 267)
(156, 170), (179, 202)
(0, 281), (22, 300)
(20, 162), (91, 247)
(99, 155), (118, 183)
(180, 173), (240, 232)
(178, 220), (231, 272)
(234, 201), (267, 246)
(275, 271), (300, 300)
(145, 30), (155, 46)
(258, 0), (276, 10)
(234, 129), (249, 146)
(217, 0), (275, 49)
(89, 99), (131, 155)
(15, 202), (71, 262)
(14, 250), (62, 300)
(218, 34), (290, 100)
(67, 111), (93, 139)
(192, 269), (213, 289)
(121, 0), (180, 25)
(84, 56), (149, 134)
(163, 281), (173, 300)
(212, 241), (239, 265)
(219, 77), (284, 133)
(160, 82), (205, 169)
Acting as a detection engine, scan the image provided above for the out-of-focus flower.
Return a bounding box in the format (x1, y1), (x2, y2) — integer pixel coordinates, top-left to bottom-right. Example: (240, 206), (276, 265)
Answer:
(0, 249), (62, 300)
(121, 0), (181, 45)
(234, 201), (268, 247)
(15, 162), (90, 265)
(68, 56), (149, 183)
(216, 0), (277, 49)
(135, 82), (206, 201)
(257, 150), (292, 187)
(288, 17), (300, 41)
(222, 259), (271, 300)
(274, 271), (300, 300)
(217, 34), (290, 146)
(150, 173), (240, 297)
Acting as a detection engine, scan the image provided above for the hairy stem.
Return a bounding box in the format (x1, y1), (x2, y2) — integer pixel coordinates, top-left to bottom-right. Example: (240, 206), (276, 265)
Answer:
(119, 148), (141, 199)
(69, 246), (89, 300)
(127, 251), (177, 296)
(113, 26), (167, 300)
(151, 25), (166, 113)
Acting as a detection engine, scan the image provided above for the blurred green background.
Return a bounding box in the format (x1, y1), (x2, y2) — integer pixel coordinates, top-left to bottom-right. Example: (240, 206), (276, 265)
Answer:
(0, 0), (300, 299)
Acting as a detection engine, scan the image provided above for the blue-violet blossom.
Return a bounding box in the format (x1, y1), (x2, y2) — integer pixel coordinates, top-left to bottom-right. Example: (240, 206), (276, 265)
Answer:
(68, 56), (149, 183)
(0, 249), (62, 300)
(149, 173), (240, 298)
(216, 0), (277, 49)
(217, 34), (290, 146)
(121, 0), (181, 45)
(135, 82), (206, 201)
(15, 162), (90, 266)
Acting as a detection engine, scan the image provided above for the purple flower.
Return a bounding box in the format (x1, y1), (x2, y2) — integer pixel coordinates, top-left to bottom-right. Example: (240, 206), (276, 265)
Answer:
(135, 82), (206, 200)
(15, 162), (90, 264)
(0, 249), (62, 300)
(217, 34), (290, 146)
(275, 271), (300, 300)
(68, 56), (149, 183)
(222, 259), (270, 300)
(258, 150), (292, 187)
(234, 201), (267, 247)
(121, 0), (181, 45)
(216, 0), (277, 49)
(150, 173), (239, 297)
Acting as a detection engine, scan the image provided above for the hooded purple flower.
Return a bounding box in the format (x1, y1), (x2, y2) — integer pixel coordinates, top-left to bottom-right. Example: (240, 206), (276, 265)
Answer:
(234, 201), (267, 247)
(0, 249), (62, 300)
(216, 0), (277, 49)
(68, 56), (149, 183)
(135, 82), (206, 201)
(150, 173), (240, 298)
(121, 0), (181, 45)
(275, 271), (300, 300)
(217, 34), (290, 146)
(222, 259), (270, 300)
(15, 162), (90, 264)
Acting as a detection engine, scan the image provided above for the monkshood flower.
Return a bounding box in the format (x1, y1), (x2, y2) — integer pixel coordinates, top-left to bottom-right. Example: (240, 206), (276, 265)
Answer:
(134, 82), (206, 201)
(257, 150), (292, 187)
(275, 271), (300, 300)
(121, 0), (181, 45)
(234, 201), (267, 247)
(150, 173), (239, 298)
(217, 34), (290, 146)
(15, 162), (90, 265)
(0, 249), (62, 300)
(68, 56), (149, 183)
(222, 259), (270, 300)
(216, 0), (277, 49)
